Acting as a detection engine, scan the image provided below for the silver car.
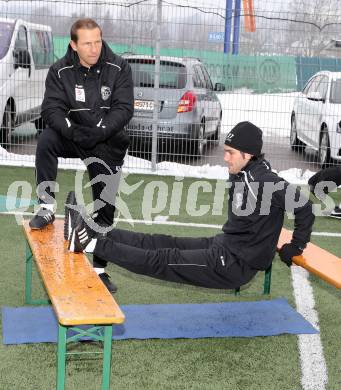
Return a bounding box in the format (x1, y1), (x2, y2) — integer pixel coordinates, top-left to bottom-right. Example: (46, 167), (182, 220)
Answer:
(124, 55), (225, 157)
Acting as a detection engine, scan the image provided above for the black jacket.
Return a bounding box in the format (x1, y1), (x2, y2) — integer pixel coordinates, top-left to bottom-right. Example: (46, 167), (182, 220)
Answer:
(41, 41), (134, 165)
(215, 158), (315, 271)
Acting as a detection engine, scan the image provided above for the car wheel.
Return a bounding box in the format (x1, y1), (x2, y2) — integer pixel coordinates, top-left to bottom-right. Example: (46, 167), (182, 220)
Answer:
(192, 123), (206, 157)
(0, 104), (14, 148)
(290, 115), (305, 152)
(318, 129), (331, 168)
(211, 121), (221, 147)
(34, 117), (45, 136)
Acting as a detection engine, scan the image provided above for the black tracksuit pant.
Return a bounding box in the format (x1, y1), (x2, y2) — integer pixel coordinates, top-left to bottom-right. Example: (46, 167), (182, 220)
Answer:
(94, 229), (257, 289)
(35, 128), (122, 268)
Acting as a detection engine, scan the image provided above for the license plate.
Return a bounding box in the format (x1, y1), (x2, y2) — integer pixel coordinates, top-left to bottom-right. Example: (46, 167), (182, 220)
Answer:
(134, 99), (154, 111)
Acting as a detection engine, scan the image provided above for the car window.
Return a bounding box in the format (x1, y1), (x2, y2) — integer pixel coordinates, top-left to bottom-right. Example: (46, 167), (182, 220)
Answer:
(308, 76), (322, 94)
(193, 65), (206, 88)
(30, 30), (53, 69)
(0, 21), (14, 59)
(200, 65), (213, 90)
(127, 59), (187, 89)
(302, 79), (313, 95)
(14, 25), (28, 51)
(303, 76), (321, 95)
(44, 31), (54, 66)
(192, 67), (202, 88)
(316, 76), (328, 99)
(330, 79), (341, 104)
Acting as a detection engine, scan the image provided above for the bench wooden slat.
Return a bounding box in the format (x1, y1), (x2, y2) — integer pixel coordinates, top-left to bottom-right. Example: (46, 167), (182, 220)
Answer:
(278, 228), (341, 289)
(23, 220), (125, 326)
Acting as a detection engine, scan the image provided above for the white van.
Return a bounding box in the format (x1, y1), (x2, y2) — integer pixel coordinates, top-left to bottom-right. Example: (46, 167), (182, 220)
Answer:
(0, 18), (53, 147)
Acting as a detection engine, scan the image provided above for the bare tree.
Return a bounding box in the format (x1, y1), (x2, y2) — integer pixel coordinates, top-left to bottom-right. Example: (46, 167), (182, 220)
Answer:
(101, 10), (116, 42)
(109, 4), (155, 49)
(285, 0), (341, 57)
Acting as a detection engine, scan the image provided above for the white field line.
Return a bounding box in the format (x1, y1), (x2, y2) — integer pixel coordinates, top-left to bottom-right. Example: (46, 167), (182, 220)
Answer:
(291, 266), (328, 390)
(1, 210), (341, 237)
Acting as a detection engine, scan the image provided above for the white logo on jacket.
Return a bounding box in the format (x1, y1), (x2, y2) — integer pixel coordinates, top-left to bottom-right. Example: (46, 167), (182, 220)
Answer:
(75, 86), (85, 102)
(101, 86), (111, 101)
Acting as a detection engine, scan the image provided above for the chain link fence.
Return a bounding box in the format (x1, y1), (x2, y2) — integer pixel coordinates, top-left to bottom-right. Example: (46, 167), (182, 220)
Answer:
(0, 0), (341, 174)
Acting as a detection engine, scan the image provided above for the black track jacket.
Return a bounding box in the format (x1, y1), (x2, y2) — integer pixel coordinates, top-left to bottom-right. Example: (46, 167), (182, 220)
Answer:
(215, 158), (315, 271)
(41, 41), (134, 165)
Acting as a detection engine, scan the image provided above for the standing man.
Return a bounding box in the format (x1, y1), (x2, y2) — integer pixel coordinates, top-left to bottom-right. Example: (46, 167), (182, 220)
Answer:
(68, 122), (315, 290)
(29, 18), (134, 293)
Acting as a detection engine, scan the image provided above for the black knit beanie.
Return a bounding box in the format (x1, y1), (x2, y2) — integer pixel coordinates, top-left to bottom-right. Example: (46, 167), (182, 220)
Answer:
(224, 121), (263, 156)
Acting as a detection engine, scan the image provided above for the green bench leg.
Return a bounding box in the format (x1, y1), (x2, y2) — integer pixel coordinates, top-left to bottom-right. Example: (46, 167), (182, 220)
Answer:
(263, 264), (272, 295)
(57, 324), (67, 390)
(25, 242), (33, 305)
(102, 325), (113, 390)
(234, 264), (272, 296)
(24, 240), (50, 305)
(55, 324), (113, 390)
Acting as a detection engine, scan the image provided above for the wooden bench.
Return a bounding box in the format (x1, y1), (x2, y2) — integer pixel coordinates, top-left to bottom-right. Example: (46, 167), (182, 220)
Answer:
(22, 219), (125, 390)
(277, 228), (341, 289)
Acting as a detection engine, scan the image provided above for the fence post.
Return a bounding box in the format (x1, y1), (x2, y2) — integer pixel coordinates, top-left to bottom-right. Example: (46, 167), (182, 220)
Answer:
(151, 0), (162, 171)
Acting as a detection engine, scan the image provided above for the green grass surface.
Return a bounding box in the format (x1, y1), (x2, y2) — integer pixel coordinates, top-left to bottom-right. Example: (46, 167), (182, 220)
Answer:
(0, 165), (341, 389)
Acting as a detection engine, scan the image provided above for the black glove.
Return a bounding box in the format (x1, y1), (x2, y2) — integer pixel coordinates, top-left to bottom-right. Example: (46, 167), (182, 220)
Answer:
(52, 117), (74, 140)
(72, 125), (106, 149)
(278, 243), (303, 267)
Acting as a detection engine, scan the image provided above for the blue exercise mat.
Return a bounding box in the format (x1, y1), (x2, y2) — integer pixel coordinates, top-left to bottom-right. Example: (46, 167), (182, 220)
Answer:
(2, 299), (318, 345)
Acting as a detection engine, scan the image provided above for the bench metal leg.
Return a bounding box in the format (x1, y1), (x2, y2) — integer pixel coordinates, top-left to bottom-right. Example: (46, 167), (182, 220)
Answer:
(55, 324), (113, 389)
(57, 324), (67, 390)
(102, 325), (113, 390)
(263, 264), (272, 295)
(24, 240), (50, 305)
(25, 242), (33, 305)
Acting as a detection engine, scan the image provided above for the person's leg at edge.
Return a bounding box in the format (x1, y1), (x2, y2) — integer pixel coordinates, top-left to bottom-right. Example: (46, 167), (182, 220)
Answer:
(85, 158), (122, 293)
(30, 128), (79, 229)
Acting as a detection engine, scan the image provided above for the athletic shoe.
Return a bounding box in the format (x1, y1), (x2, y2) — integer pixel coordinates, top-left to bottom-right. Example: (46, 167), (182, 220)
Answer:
(29, 207), (55, 229)
(64, 191), (79, 240)
(68, 214), (96, 253)
(98, 273), (118, 294)
(330, 206), (341, 219)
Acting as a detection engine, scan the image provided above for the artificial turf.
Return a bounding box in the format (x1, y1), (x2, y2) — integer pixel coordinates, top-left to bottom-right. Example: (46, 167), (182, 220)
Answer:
(0, 165), (340, 389)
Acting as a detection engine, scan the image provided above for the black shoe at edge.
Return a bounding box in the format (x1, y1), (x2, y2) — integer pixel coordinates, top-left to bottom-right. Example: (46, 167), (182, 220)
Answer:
(64, 191), (79, 240)
(68, 211), (97, 252)
(330, 206), (341, 219)
(98, 272), (118, 294)
(29, 208), (55, 230)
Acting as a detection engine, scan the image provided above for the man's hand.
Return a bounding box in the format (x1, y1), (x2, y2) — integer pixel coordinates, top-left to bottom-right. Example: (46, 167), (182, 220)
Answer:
(279, 243), (303, 267)
(72, 126), (106, 149)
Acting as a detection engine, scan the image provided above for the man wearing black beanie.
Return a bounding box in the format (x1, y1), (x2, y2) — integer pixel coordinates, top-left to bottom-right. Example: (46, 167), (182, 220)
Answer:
(67, 121), (315, 290)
